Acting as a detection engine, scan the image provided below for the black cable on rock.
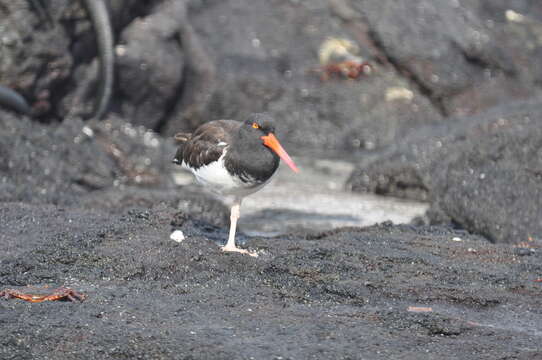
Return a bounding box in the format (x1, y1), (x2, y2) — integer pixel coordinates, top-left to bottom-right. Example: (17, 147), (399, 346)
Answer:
(0, 85), (31, 115)
(82, 0), (114, 119)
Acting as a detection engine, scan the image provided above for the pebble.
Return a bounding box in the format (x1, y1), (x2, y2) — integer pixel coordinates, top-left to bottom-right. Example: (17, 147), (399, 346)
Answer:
(170, 230), (185, 243)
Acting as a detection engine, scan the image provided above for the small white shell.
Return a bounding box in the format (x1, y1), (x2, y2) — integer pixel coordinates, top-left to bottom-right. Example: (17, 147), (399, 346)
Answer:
(170, 230), (185, 243)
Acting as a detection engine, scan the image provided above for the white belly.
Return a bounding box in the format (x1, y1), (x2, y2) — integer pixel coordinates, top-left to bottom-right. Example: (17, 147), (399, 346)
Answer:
(183, 152), (269, 197)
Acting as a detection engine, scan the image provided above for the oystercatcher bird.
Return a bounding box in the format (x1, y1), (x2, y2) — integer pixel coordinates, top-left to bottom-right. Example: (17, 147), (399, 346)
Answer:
(173, 113), (299, 257)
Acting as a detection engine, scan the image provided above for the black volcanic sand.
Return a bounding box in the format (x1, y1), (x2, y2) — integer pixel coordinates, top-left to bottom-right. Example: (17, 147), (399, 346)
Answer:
(1, 202), (542, 359)
(2, 0), (542, 358)
(1, 98), (542, 360)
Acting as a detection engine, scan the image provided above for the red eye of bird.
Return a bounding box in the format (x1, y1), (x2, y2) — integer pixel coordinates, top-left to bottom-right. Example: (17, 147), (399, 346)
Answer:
(252, 122), (259, 129)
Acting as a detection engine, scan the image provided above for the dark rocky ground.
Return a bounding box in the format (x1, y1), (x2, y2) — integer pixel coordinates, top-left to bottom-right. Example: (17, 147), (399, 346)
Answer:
(2, 0), (542, 359)
(2, 202), (542, 359)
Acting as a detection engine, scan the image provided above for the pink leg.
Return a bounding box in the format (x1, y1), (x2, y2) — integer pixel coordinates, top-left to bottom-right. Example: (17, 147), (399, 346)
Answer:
(221, 198), (257, 257)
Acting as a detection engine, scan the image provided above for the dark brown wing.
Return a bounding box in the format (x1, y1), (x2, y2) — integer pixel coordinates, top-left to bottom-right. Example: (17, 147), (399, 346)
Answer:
(174, 120), (241, 169)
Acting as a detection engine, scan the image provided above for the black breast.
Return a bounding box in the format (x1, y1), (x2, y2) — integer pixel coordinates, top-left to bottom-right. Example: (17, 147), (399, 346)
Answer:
(224, 138), (280, 184)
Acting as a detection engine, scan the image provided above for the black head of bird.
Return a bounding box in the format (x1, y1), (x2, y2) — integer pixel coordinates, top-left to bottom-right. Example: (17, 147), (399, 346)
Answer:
(234, 113), (299, 174)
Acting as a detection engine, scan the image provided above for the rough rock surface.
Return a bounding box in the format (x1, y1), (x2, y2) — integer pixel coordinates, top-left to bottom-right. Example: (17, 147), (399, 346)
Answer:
(0, 0), (74, 118)
(1, 203), (541, 359)
(349, 98), (542, 244)
(116, 0), (185, 130)
(350, 0), (542, 116)
(0, 109), (228, 225)
(0, 110), (171, 205)
(173, 0), (542, 150)
(5, 0), (542, 151)
(182, 0), (444, 150)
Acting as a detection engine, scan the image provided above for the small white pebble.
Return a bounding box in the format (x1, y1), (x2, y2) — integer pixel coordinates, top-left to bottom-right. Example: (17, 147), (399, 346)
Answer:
(452, 237), (462, 242)
(506, 9), (525, 23)
(385, 87), (414, 102)
(82, 126), (94, 137)
(170, 230), (185, 243)
(115, 45), (127, 56)
(468, 248), (477, 253)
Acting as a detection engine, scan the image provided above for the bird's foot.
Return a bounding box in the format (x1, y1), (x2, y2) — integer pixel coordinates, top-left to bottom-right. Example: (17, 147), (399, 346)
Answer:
(221, 245), (258, 257)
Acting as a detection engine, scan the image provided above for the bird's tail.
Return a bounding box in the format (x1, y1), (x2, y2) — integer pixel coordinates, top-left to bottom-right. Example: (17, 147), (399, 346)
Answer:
(174, 133), (191, 142)
(173, 133), (191, 165)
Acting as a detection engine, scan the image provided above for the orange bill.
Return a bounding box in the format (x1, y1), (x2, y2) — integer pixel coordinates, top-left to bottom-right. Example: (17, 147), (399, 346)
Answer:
(261, 133), (299, 173)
